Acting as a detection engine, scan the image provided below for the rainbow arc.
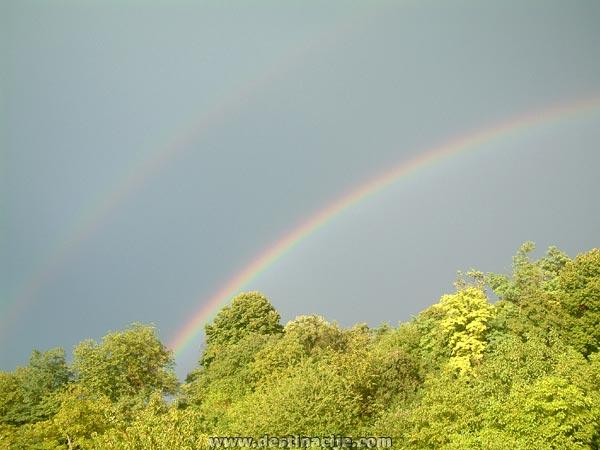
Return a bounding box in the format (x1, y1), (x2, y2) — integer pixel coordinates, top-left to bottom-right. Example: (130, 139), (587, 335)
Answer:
(168, 94), (600, 362)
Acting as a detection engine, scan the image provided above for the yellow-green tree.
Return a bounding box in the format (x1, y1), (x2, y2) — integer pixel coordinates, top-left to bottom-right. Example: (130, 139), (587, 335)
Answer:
(438, 286), (493, 376)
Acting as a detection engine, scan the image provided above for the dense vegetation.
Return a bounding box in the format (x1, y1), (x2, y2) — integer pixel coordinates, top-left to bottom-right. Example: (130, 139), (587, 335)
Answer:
(2, 243), (600, 449)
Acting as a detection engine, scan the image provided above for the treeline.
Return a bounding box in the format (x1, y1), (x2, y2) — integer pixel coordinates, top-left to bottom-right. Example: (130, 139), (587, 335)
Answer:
(1, 243), (600, 449)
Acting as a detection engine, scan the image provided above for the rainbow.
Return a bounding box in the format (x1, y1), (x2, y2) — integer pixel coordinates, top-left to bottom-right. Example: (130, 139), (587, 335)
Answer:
(169, 94), (600, 361)
(0, 4), (384, 336)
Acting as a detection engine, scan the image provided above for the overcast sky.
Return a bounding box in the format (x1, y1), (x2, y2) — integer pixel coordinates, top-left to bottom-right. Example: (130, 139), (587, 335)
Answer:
(3, 0), (600, 379)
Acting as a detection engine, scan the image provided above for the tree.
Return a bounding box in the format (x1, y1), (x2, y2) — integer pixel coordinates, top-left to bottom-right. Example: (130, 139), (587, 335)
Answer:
(250, 315), (347, 384)
(52, 385), (114, 449)
(397, 373), (486, 449)
(488, 243), (570, 341)
(488, 241), (539, 305)
(283, 314), (346, 354)
(73, 323), (178, 402)
(227, 351), (370, 436)
(3, 243), (599, 448)
(437, 286), (493, 376)
(556, 248), (600, 355)
(370, 332), (422, 407)
(0, 348), (70, 425)
(88, 393), (209, 450)
(486, 376), (597, 449)
(201, 292), (283, 367)
(182, 333), (274, 428)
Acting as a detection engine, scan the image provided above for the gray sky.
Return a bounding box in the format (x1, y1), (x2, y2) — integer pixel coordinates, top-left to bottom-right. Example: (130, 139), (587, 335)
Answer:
(2, 0), (600, 379)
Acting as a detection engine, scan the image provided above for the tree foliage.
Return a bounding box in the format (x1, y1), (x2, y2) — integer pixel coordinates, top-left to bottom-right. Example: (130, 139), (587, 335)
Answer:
(202, 291), (283, 367)
(437, 286), (493, 376)
(0, 348), (69, 426)
(73, 323), (178, 402)
(557, 248), (600, 355)
(3, 245), (600, 449)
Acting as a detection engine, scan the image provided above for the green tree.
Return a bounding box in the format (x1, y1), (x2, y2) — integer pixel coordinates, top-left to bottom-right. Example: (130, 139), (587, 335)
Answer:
(182, 333), (274, 428)
(0, 348), (70, 425)
(73, 323), (178, 402)
(403, 374), (486, 449)
(227, 350), (370, 436)
(3, 242), (599, 449)
(556, 248), (600, 355)
(282, 314), (346, 354)
(410, 296), (465, 376)
(478, 333), (566, 396)
(486, 376), (597, 449)
(488, 241), (539, 305)
(488, 243), (570, 342)
(249, 332), (305, 383)
(51, 385), (114, 449)
(0, 371), (22, 425)
(249, 315), (347, 385)
(202, 292), (283, 367)
(370, 332), (422, 407)
(225, 324), (380, 436)
(89, 393), (209, 450)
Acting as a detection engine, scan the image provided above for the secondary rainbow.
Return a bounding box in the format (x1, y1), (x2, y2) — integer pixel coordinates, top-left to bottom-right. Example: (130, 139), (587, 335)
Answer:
(0, 6), (381, 335)
(169, 94), (600, 360)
